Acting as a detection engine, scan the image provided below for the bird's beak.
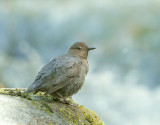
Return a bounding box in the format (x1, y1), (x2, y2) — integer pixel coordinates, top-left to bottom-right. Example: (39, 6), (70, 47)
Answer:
(88, 47), (96, 51)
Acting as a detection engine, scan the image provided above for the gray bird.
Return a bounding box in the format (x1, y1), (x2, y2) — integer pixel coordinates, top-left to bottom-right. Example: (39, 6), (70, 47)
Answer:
(26, 42), (95, 103)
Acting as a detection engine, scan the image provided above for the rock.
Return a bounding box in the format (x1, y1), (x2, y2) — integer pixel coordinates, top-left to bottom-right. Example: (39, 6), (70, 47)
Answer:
(0, 88), (104, 125)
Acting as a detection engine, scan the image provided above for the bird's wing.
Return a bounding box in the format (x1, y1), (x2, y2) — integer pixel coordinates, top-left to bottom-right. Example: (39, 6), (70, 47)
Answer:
(26, 56), (82, 94)
(26, 58), (57, 93)
(44, 58), (82, 95)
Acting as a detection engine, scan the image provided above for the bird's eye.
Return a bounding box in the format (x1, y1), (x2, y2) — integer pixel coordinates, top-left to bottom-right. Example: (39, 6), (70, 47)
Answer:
(77, 47), (82, 50)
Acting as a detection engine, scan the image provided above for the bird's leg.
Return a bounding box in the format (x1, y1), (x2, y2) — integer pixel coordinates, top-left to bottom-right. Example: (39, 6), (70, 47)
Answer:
(56, 92), (77, 107)
(56, 92), (68, 103)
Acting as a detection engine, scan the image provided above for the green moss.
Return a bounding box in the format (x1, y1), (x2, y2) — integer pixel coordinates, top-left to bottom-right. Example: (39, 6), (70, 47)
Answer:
(0, 88), (104, 125)
(76, 113), (81, 121)
(30, 100), (53, 115)
(0, 88), (53, 114)
(78, 105), (104, 125)
(85, 114), (93, 123)
(58, 105), (104, 125)
(0, 88), (30, 98)
(41, 102), (53, 113)
(59, 107), (78, 124)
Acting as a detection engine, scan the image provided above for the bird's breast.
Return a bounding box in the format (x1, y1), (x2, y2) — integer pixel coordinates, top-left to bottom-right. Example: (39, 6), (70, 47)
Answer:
(56, 60), (88, 97)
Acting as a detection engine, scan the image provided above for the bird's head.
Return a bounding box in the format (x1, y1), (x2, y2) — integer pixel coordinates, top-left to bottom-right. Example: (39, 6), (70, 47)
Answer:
(67, 42), (96, 59)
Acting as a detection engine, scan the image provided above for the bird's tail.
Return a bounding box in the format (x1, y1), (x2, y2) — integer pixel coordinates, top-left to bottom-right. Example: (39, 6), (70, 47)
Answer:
(24, 88), (32, 93)
(24, 84), (35, 93)
(24, 82), (39, 94)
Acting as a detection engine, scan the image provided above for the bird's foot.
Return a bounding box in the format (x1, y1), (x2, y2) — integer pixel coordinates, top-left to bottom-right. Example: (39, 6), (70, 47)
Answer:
(60, 99), (78, 107)
(55, 92), (78, 107)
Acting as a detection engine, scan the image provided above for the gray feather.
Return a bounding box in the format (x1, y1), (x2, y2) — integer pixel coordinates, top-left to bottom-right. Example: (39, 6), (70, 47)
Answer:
(26, 54), (86, 95)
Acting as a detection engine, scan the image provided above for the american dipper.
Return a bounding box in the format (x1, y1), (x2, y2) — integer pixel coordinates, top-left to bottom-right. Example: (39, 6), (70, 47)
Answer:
(26, 42), (95, 103)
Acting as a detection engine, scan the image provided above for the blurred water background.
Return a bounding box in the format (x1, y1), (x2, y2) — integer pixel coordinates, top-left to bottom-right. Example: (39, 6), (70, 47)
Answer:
(0, 0), (160, 125)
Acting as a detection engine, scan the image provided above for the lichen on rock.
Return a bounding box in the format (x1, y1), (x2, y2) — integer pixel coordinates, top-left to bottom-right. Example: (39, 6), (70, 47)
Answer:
(0, 88), (104, 125)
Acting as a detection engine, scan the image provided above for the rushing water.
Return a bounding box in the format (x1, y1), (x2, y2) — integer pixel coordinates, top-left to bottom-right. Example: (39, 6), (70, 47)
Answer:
(0, 1), (160, 125)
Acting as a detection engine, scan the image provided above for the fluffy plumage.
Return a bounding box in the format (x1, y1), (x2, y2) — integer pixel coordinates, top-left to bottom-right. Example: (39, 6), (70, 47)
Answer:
(26, 42), (95, 98)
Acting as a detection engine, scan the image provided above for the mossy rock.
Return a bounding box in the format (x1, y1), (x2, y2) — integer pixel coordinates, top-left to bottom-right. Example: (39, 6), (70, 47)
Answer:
(0, 88), (104, 125)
